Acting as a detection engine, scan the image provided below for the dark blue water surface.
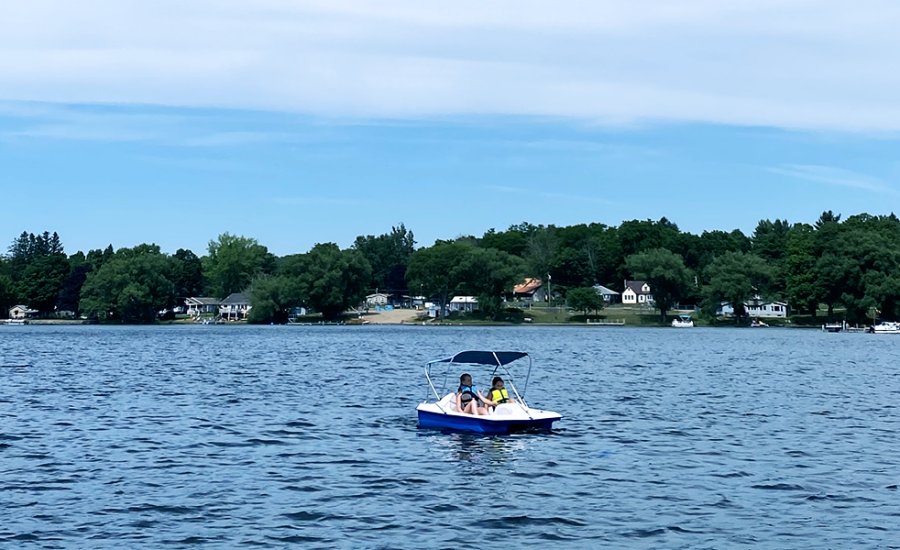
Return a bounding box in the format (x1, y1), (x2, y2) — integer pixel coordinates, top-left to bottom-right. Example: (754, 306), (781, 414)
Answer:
(2, 325), (899, 549)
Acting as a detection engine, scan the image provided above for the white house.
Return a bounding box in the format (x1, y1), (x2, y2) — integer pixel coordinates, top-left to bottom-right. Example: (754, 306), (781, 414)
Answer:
(8, 305), (38, 320)
(622, 281), (653, 305)
(366, 293), (389, 307)
(718, 300), (788, 319)
(184, 297), (220, 316)
(592, 284), (621, 303)
(426, 301), (440, 318)
(220, 293), (251, 320)
(449, 296), (478, 313)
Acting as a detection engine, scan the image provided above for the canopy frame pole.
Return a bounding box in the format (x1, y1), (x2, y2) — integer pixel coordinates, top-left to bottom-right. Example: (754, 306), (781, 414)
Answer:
(425, 362), (448, 414)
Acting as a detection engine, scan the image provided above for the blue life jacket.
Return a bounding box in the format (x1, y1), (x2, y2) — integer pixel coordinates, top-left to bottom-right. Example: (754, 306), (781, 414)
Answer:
(458, 384), (478, 404)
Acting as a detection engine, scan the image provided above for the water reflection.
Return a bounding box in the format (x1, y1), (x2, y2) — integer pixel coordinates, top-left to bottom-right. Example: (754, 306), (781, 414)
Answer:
(420, 430), (535, 465)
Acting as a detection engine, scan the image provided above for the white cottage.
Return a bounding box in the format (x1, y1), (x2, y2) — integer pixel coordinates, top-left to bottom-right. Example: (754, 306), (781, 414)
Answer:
(8, 305), (38, 320)
(622, 281), (653, 305)
(449, 296), (478, 313)
(718, 300), (787, 319)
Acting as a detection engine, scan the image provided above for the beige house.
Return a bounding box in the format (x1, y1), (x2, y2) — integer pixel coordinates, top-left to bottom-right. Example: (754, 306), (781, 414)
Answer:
(366, 293), (389, 307)
(622, 281), (653, 305)
(9, 305), (38, 320)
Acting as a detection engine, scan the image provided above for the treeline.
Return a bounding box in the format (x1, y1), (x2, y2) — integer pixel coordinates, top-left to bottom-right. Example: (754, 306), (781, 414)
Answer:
(2, 212), (899, 323)
(0, 226), (414, 323)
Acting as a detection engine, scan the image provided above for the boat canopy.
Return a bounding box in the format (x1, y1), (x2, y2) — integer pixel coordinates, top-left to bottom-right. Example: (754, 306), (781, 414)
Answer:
(428, 350), (528, 367)
(423, 350), (533, 404)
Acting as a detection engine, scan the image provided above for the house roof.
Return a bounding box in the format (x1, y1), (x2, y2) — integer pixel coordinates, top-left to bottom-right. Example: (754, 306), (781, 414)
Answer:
(186, 297), (220, 306)
(9, 305), (37, 312)
(593, 284), (620, 295)
(450, 296), (478, 304)
(366, 293), (389, 299)
(221, 293), (250, 305)
(624, 280), (651, 294)
(513, 278), (543, 294)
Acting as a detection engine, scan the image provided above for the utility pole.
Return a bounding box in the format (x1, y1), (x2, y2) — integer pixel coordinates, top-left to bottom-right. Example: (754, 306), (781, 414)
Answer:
(547, 273), (552, 310)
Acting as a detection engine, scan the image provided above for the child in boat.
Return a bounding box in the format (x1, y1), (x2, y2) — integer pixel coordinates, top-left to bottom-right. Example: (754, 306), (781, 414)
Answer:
(456, 373), (494, 415)
(488, 376), (516, 407)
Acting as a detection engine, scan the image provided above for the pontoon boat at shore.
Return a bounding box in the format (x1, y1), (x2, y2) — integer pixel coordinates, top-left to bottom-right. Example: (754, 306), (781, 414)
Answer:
(416, 350), (562, 434)
(671, 314), (694, 328)
(868, 321), (900, 334)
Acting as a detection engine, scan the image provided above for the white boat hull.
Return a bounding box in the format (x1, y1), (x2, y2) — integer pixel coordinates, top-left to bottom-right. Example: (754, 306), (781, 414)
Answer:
(417, 394), (561, 434)
(870, 322), (900, 334)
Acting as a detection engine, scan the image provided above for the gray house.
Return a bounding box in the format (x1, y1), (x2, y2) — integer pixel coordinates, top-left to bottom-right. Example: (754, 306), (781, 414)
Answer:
(184, 297), (221, 316)
(220, 293), (251, 320)
(592, 284), (621, 303)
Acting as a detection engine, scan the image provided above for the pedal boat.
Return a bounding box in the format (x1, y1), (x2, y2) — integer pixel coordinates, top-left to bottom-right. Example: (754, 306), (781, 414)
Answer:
(416, 350), (562, 434)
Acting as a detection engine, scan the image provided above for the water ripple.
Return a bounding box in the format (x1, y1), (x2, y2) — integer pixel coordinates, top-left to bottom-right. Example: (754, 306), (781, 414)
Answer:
(2, 325), (899, 549)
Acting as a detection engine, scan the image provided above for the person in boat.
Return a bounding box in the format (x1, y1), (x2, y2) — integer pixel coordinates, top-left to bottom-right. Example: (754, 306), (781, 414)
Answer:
(487, 376), (516, 409)
(456, 373), (494, 415)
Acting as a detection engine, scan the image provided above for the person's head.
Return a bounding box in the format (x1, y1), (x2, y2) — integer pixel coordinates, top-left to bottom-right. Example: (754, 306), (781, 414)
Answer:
(459, 373), (473, 386)
(492, 376), (504, 389)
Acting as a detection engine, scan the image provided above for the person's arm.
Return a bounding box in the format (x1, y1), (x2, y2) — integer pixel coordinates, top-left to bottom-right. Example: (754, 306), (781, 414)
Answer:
(456, 392), (463, 411)
(478, 390), (496, 407)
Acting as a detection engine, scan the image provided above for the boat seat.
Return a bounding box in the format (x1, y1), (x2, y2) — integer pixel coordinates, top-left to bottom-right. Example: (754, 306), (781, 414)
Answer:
(440, 393), (458, 412)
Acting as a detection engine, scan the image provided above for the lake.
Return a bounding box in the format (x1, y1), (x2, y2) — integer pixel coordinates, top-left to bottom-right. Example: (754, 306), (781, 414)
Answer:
(1, 325), (898, 549)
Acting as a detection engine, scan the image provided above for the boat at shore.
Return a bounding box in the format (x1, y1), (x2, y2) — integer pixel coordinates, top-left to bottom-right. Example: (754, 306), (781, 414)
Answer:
(671, 314), (694, 328)
(868, 321), (900, 334)
(416, 350), (562, 434)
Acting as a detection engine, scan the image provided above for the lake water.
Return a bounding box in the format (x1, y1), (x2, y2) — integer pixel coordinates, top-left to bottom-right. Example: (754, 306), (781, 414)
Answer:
(1, 325), (899, 549)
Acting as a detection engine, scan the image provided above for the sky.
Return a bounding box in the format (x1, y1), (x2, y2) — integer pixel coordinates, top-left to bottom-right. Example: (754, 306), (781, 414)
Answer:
(2, 1), (899, 256)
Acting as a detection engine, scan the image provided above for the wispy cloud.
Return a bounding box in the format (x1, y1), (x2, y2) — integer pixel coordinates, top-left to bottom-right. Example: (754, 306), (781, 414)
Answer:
(487, 184), (614, 204)
(2, 1), (900, 131)
(767, 164), (898, 195)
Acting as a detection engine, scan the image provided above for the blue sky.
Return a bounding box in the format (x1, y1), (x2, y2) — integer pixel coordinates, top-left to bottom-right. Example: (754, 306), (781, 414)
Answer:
(2, 1), (899, 256)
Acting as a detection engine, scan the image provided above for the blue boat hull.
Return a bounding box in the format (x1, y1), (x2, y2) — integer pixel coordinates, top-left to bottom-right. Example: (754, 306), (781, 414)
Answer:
(417, 410), (558, 434)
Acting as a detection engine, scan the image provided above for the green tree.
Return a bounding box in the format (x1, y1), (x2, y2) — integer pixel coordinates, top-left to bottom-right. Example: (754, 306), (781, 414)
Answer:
(455, 247), (525, 319)
(80, 246), (177, 323)
(526, 226), (559, 282)
(566, 287), (605, 315)
(352, 224), (416, 294)
(17, 254), (69, 315)
(703, 252), (772, 322)
(0, 273), (15, 318)
(204, 233), (274, 298)
(295, 243), (372, 320)
(784, 223), (819, 316)
(480, 227), (528, 257)
(626, 248), (693, 323)
(56, 265), (91, 316)
(247, 275), (303, 324)
(406, 241), (470, 318)
(173, 248), (204, 297)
